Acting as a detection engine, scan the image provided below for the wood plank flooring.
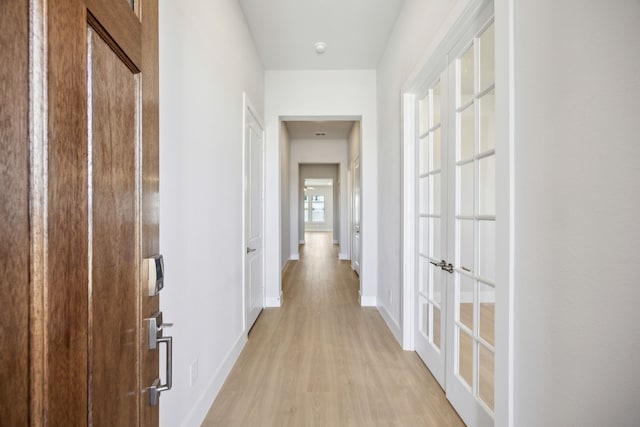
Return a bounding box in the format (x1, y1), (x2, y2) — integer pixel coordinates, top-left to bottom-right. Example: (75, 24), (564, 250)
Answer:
(202, 231), (465, 426)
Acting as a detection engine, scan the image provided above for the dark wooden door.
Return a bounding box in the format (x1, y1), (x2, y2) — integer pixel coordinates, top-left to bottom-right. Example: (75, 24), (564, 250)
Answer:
(0, 0), (160, 425)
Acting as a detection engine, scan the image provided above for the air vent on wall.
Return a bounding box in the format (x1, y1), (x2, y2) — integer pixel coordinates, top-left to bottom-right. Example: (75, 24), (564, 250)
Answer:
(315, 132), (326, 136)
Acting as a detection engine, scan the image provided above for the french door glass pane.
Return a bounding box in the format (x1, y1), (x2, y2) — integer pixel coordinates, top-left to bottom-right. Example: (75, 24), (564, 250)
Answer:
(458, 274), (474, 330)
(459, 163), (474, 216)
(478, 220), (495, 280)
(479, 155), (495, 215)
(432, 266), (442, 305)
(433, 81), (442, 125)
(419, 256), (429, 294)
(419, 218), (428, 254)
(459, 219), (474, 271)
(419, 137), (429, 175)
(479, 282), (495, 346)
(431, 173), (441, 215)
(479, 344), (495, 411)
(460, 46), (474, 105)
(480, 22), (495, 92)
(432, 128), (442, 171)
(419, 177), (428, 214)
(458, 328), (473, 388)
(429, 218), (442, 258)
(480, 90), (496, 152)
(420, 94), (430, 134)
(420, 296), (430, 337)
(459, 106), (474, 161)
(433, 305), (441, 349)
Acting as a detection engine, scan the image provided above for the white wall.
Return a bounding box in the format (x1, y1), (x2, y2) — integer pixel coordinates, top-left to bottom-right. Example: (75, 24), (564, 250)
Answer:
(376, 0), (469, 338)
(280, 122), (290, 270)
(291, 149), (345, 256)
(512, 0), (640, 425)
(265, 71), (378, 306)
(158, 1), (264, 426)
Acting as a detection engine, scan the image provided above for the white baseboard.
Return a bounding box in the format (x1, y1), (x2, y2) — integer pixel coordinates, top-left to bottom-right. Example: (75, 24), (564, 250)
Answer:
(333, 240), (339, 244)
(299, 240), (304, 244)
(360, 295), (377, 307)
(182, 333), (247, 427)
(378, 304), (403, 346)
(266, 292), (282, 307)
(289, 253), (299, 261)
(338, 252), (349, 260)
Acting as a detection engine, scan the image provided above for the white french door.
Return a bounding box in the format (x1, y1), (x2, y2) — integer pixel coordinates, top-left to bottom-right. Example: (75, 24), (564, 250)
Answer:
(414, 74), (448, 387)
(412, 16), (496, 427)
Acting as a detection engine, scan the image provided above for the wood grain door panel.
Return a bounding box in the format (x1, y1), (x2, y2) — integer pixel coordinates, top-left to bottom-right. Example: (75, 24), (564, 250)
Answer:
(0, 0), (161, 425)
(0, 0), (30, 424)
(88, 26), (139, 425)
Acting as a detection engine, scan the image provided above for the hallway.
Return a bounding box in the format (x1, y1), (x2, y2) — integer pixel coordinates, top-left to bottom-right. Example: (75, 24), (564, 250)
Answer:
(203, 231), (464, 426)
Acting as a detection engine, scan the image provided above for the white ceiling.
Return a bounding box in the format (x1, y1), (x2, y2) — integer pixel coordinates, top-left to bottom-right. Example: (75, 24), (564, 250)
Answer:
(239, 0), (405, 70)
(305, 179), (333, 187)
(285, 120), (355, 139)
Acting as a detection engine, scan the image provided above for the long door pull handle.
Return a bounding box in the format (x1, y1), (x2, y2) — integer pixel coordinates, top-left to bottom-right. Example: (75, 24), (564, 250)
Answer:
(247, 247), (257, 254)
(149, 336), (172, 406)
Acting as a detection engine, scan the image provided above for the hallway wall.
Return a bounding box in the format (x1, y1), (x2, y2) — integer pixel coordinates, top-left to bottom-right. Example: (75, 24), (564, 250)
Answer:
(265, 70), (378, 306)
(158, 1), (264, 426)
(512, 0), (640, 425)
(376, 0), (470, 341)
(280, 122), (291, 271)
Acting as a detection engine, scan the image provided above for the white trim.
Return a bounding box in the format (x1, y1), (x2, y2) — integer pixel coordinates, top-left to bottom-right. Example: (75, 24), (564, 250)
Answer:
(401, 93), (416, 351)
(494, 0), (515, 424)
(378, 304), (402, 345)
(338, 252), (349, 260)
(182, 333), (247, 427)
(289, 253), (299, 261)
(265, 294), (282, 307)
(333, 239), (339, 245)
(359, 295), (376, 307)
(298, 240), (304, 244)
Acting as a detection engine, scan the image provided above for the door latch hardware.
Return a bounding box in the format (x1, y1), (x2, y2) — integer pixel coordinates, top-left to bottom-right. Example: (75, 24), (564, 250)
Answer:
(247, 247), (257, 254)
(429, 259), (454, 274)
(148, 335), (172, 406)
(148, 311), (173, 350)
(442, 263), (454, 274)
(429, 259), (447, 268)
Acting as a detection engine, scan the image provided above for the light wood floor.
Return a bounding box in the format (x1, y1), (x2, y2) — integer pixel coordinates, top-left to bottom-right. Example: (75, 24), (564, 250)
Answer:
(202, 231), (465, 426)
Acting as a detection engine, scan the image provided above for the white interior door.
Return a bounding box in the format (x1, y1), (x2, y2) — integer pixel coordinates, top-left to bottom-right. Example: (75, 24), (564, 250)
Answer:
(351, 157), (361, 275)
(244, 98), (264, 331)
(445, 20), (495, 427)
(410, 16), (496, 427)
(414, 75), (448, 387)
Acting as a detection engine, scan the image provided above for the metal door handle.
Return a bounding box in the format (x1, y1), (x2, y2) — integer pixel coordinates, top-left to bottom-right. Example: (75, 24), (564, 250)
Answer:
(149, 335), (172, 406)
(429, 259), (454, 274)
(247, 247), (256, 253)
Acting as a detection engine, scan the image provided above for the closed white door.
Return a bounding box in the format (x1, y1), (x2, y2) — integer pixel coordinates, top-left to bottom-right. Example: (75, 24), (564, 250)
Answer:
(445, 20), (495, 427)
(414, 75), (448, 387)
(411, 17), (496, 427)
(351, 157), (361, 275)
(244, 98), (264, 331)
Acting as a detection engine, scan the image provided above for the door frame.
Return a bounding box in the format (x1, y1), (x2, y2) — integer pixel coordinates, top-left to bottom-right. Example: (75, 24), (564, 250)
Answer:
(242, 92), (266, 333)
(400, 0), (514, 425)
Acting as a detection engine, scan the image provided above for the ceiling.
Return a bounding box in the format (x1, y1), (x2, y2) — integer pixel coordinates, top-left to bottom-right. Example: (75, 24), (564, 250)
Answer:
(285, 120), (355, 139)
(305, 179), (333, 187)
(239, 0), (405, 70)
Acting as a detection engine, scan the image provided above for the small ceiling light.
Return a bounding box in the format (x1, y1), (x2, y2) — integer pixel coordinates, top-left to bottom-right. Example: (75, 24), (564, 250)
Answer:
(315, 132), (326, 136)
(314, 42), (327, 55)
